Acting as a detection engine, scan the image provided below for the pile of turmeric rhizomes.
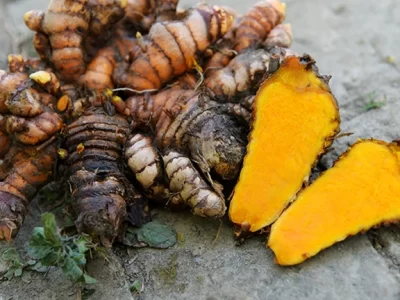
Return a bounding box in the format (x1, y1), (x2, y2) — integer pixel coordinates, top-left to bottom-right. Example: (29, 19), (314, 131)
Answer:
(0, 0), (399, 266)
(0, 0), (292, 246)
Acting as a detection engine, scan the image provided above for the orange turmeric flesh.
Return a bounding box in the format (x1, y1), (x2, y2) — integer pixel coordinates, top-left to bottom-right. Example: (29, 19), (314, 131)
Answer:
(268, 140), (400, 266)
(229, 55), (340, 234)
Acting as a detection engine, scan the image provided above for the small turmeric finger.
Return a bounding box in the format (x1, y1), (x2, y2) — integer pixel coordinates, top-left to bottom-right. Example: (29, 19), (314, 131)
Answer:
(6, 88), (44, 117)
(154, 0), (179, 22)
(79, 46), (117, 90)
(114, 4), (234, 90)
(163, 151), (226, 218)
(263, 23), (293, 49)
(0, 143), (58, 241)
(205, 49), (283, 101)
(87, 0), (126, 36)
(125, 133), (169, 200)
(30, 70), (60, 95)
(5, 112), (63, 145)
(24, 0), (90, 81)
(0, 71), (29, 113)
(234, 0), (286, 52)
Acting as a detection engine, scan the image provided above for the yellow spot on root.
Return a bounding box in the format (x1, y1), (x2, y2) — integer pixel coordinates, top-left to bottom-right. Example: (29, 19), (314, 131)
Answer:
(57, 95), (70, 112)
(105, 88), (113, 97)
(229, 55), (340, 233)
(192, 58), (204, 73)
(112, 95), (122, 104)
(8, 54), (23, 63)
(57, 148), (68, 160)
(30, 71), (51, 85)
(23, 11), (33, 24)
(268, 140), (400, 265)
(0, 223), (13, 243)
(120, 0), (128, 9)
(76, 143), (85, 154)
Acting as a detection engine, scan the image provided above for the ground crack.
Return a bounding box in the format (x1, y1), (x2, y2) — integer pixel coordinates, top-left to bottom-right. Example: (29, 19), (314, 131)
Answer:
(367, 228), (400, 278)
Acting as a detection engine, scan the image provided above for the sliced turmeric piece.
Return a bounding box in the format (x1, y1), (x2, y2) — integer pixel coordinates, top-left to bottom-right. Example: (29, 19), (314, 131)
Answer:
(229, 55), (340, 235)
(268, 139), (400, 266)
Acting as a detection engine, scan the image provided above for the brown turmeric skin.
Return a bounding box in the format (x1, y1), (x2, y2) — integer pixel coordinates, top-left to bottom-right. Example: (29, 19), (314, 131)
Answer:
(64, 111), (150, 246)
(263, 23), (293, 49)
(205, 49), (284, 101)
(0, 71), (29, 113)
(154, 0), (179, 22)
(113, 4), (234, 91)
(0, 143), (58, 242)
(123, 0), (156, 31)
(125, 89), (247, 180)
(0, 131), (11, 159)
(163, 151), (226, 217)
(0, 64), (66, 242)
(79, 47), (117, 90)
(24, 0), (127, 81)
(79, 32), (138, 90)
(121, 89), (248, 215)
(234, 0), (286, 52)
(24, 0), (91, 81)
(125, 132), (169, 200)
(87, 0), (127, 36)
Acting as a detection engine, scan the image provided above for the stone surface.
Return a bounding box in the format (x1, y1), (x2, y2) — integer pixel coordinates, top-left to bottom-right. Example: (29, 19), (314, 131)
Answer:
(1, 0), (400, 299)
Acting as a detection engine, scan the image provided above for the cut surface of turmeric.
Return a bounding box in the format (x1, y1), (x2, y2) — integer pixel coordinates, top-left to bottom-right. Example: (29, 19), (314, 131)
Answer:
(229, 55), (340, 234)
(268, 140), (400, 266)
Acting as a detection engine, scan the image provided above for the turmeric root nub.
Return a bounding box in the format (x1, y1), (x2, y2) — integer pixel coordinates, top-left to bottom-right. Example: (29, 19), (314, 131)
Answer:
(268, 140), (400, 265)
(229, 55), (340, 234)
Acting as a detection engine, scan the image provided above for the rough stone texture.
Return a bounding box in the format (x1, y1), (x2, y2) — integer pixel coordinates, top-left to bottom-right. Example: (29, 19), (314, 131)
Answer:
(1, 0), (400, 299)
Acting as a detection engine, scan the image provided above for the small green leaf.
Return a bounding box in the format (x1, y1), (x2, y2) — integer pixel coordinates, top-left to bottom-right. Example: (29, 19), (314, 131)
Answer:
(83, 274), (97, 284)
(75, 236), (90, 254)
(136, 222), (177, 249)
(40, 252), (62, 266)
(14, 268), (23, 277)
(26, 259), (37, 266)
(130, 280), (141, 292)
(27, 228), (53, 259)
(42, 213), (62, 246)
(4, 269), (15, 281)
(364, 100), (385, 111)
(28, 261), (49, 273)
(69, 251), (86, 266)
(61, 256), (83, 283)
(1, 248), (20, 262)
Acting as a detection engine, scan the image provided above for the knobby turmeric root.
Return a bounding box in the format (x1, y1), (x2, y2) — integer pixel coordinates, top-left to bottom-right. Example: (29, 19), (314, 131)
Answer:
(234, 0), (286, 52)
(65, 112), (150, 246)
(24, 0), (127, 81)
(113, 4), (234, 91)
(163, 151), (226, 218)
(229, 55), (340, 236)
(0, 144), (58, 242)
(268, 140), (400, 265)
(0, 64), (65, 242)
(205, 48), (285, 101)
(263, 23), (293, 49)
